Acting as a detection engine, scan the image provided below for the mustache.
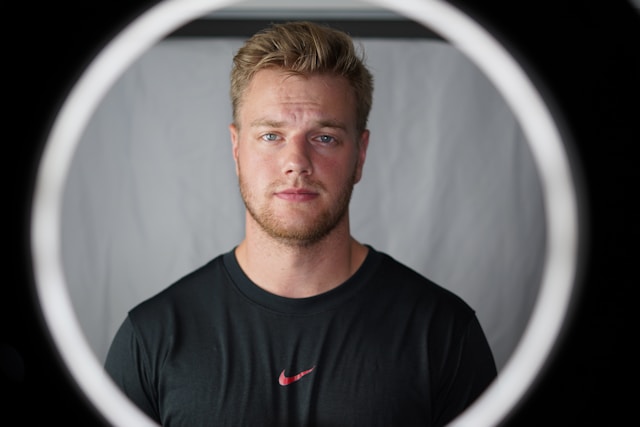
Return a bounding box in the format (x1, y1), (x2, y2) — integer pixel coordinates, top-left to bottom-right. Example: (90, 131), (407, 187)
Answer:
(269, 177), (326, 193)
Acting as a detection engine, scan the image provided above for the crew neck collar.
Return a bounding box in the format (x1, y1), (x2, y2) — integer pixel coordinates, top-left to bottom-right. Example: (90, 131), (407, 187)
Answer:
(222, 245), (381, 315)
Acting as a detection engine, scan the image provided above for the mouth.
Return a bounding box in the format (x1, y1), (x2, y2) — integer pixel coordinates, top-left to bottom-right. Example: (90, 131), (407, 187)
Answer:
(274, 188), (320, 202)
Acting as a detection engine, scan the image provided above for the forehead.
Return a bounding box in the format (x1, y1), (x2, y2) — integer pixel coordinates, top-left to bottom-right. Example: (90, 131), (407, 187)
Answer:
(238, 68), (357, 124)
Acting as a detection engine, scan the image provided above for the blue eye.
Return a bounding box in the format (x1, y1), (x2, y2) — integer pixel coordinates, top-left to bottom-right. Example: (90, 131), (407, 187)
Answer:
(317, 135), (335, 144)
(262, 133), (278, 142)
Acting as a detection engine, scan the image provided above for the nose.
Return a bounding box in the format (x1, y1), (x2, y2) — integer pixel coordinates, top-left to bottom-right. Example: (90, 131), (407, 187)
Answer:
(282, 136), (313, 177)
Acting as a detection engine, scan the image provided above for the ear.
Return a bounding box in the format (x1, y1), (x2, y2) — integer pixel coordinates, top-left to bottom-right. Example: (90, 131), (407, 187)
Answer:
(229, 123), (240, 176)
(354, 129), (370, 184)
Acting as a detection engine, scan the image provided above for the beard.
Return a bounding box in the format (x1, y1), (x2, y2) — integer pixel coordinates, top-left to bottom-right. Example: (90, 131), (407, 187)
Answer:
(238, 168), (357, 247)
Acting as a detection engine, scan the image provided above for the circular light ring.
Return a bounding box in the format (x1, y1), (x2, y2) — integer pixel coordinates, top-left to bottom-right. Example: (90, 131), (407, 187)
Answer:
(379, 2), (580, 426)
(30, 1), (581, 426)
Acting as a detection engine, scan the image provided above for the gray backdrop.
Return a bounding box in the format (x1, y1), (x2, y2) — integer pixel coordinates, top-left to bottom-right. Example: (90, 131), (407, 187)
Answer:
(61, 37), (545, 371)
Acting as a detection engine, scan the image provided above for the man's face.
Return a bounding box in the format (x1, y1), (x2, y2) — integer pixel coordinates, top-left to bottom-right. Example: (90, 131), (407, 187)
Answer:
(230, 68), (369, 246)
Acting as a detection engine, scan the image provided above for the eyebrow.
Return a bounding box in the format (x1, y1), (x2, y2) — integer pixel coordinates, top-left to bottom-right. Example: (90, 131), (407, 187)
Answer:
(250, 118), (348, 131)
(250, 119), (284, 128)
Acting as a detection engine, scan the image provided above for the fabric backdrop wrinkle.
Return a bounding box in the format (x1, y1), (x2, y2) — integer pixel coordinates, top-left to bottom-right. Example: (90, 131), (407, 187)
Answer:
(61, 37), (545, 371)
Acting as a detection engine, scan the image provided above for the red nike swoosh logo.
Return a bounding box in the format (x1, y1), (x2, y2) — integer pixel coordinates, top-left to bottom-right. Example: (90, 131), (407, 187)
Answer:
(278, 366), (315, 386)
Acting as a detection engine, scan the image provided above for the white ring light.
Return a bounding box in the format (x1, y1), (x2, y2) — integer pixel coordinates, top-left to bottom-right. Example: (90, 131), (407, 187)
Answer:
(30, 1), (581, 426)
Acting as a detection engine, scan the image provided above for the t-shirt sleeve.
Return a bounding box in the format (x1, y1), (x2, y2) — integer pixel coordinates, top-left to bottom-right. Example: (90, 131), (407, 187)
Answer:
(432, 314), (497, 426)
(104, 316), (161, 423)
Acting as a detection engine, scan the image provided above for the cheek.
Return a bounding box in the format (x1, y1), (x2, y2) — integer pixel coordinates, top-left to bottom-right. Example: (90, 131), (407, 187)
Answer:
(333, 152), (360, 179)
(318, 158), (356, 188)
(238, 150), (274, 184)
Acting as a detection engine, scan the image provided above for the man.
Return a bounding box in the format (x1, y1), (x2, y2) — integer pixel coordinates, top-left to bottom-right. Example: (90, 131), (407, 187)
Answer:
(105, 21), (497, 426)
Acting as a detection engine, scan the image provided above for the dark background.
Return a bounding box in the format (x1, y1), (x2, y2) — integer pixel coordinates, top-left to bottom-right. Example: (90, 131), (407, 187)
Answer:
(4, 0), (638, 425)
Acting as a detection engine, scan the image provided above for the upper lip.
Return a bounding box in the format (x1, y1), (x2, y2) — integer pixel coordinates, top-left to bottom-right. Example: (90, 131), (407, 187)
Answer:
(276, 187), (318, 195)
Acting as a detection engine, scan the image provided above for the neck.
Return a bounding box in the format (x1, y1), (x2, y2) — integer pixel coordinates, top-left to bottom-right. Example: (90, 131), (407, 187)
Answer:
(235, 215), (368, 298)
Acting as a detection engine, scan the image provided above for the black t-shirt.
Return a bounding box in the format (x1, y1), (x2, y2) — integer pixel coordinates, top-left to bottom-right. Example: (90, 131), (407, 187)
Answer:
(105, 247), (497, 426)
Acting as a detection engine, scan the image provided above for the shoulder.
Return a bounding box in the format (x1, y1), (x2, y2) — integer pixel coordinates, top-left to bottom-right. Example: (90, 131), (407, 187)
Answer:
(368, 249), (476, 321)
(128, 254), (228, 325)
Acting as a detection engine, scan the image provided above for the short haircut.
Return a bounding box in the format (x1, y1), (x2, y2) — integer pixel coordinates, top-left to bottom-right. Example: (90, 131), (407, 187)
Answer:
(230, 21), (374, 132)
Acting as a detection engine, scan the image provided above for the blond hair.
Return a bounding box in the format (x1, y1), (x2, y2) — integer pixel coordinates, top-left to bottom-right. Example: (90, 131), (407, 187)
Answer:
(230, 21), (374, 132)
